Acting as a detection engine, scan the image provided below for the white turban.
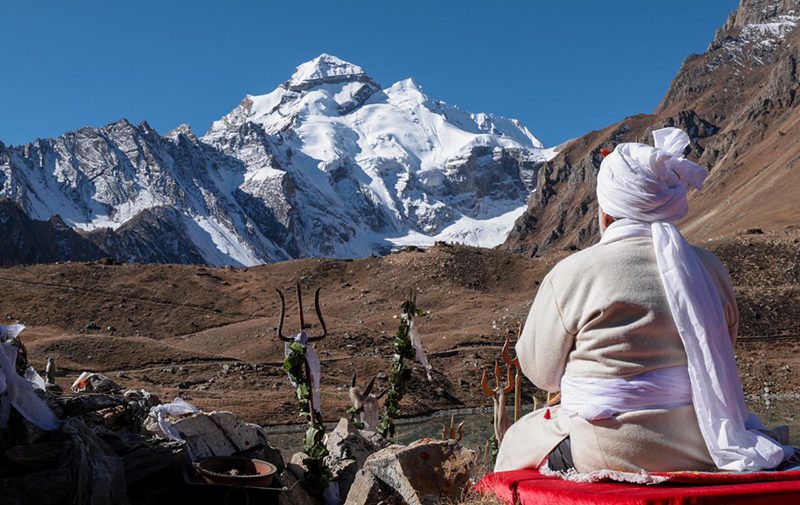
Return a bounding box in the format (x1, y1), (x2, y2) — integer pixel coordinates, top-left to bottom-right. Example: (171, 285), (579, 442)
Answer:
(597, 127), (706, 223)
(595, 128), (793, 471)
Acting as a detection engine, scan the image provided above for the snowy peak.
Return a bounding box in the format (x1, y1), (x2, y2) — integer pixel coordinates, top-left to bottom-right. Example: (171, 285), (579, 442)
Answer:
(166, 123), (196, 141)
(711, 0), (800, 50)
(205, 54), (382, 138)
(288, 53), (374, 89)
(2, 54), (554, 267)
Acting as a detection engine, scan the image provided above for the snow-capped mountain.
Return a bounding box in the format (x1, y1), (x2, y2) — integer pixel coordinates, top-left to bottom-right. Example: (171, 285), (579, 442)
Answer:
(0, 54), (555, 266)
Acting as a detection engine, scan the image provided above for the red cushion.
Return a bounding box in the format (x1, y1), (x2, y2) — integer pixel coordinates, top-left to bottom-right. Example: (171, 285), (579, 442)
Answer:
(475, 468), (800, 505)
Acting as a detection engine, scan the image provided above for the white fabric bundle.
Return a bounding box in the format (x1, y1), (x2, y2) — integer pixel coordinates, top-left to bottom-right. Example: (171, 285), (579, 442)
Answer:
(0, 324), (25, 342)
(408, 315), (432, 381)
(284, 330), (322, 413)
(0, 324), (59, 431)
(152, 397), (199, 441)
(595, 127), (793, 471)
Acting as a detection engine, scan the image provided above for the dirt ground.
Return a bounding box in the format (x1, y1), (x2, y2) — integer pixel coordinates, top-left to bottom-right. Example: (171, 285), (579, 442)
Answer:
(1, 228), (798, 427)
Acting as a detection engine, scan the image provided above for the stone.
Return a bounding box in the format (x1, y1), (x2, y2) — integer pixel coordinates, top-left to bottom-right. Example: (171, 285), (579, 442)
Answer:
(44, 357), (56, 384)
(345, 469), (402, 505)
(169, 412), (252, 457)
(358, 439), (474, 505)
(58, 394), (123, 417)
(325, 418), (391, 500)
(326, 418), (389, 464)
(288, 451), (309, 481)
(279, 469), (317, 505)
(160, 410), (283, 470)
(44, 382), (63, 394)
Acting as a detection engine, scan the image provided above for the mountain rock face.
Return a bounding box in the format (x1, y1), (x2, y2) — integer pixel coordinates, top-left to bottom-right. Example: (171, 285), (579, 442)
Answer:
(0, 198), (105, 265)
(503, 0), (800, 257)
(0, 55), (553, 266)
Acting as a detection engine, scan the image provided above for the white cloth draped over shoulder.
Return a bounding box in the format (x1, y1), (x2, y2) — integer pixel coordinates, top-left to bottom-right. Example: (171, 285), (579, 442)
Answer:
(590, 127), (794, 472)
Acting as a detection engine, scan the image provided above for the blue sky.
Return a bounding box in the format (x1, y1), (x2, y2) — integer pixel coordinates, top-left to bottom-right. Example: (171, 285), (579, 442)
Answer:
(0, 0), (737, 147)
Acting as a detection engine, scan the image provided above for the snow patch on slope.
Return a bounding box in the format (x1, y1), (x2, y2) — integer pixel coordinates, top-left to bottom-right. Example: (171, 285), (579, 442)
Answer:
(387, 204), (529, 249)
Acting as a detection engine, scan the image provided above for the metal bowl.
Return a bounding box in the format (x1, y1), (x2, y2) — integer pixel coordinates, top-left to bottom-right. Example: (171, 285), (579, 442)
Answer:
(192, 456), (278, 488)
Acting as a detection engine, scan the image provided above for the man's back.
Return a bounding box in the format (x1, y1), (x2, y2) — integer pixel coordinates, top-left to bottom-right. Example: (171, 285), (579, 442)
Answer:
(512, 236), (738, 472)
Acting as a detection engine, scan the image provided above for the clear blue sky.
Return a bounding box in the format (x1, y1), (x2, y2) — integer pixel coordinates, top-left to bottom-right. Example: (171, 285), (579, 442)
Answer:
(1, 0), (737, 148)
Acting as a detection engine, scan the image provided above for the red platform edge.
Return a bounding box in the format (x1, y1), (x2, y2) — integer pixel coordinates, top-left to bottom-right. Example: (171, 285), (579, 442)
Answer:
(475, 468), (800, 505)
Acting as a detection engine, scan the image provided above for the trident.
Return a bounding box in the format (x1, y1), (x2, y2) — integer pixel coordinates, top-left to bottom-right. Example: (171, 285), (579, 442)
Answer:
(276, 281), (328, 424)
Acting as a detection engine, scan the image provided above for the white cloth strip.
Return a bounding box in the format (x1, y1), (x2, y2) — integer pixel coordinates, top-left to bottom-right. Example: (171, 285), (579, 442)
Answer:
(595, 127), (794, 471)
(284, 331), (322, 413)
(0, 340), (59, 431)
(409, 315), (432, 381)
(560, 366), (693, 421)
(599, 219), (792, 470)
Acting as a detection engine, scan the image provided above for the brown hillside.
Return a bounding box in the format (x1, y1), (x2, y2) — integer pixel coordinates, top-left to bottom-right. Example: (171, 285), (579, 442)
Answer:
(503, 0), (800, 257)
(2, 230), (798, 426)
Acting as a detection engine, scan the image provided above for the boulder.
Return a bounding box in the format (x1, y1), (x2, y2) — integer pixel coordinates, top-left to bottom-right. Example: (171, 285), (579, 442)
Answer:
(288, 451), (309, 481)
(325, 418), (390, 499)
(326, 418), (389, 464)
(351, 439), (474, 505)
(345, 469), (402, 505)
(163, 410), (284, 470)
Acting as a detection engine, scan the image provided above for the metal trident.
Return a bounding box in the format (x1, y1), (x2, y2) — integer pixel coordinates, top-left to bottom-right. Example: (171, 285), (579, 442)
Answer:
(275, 281), (328, 425)
(276, 281), (327, 341)
(502, 325), (524, 422)
(481, 359), (514, 444)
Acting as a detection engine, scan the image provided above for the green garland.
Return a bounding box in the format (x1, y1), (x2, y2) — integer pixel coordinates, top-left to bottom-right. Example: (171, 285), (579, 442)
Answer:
(284, 341), (330, 495)
(377, 299), (425, 439)
(489, 434), (499, 465)
(346, 406), (366, 430)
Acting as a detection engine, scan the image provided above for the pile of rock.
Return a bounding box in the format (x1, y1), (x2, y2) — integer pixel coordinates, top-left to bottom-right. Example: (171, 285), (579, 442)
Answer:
(346, 439), (475, 505)
(0, 371), (303, 505)
(3, 368), (478, 505)
(284, 418), (476, 504)
(0, 384), (186, 505)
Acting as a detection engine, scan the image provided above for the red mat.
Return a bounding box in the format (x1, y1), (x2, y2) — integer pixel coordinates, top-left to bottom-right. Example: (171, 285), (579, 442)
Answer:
(475, 468), (800, 505)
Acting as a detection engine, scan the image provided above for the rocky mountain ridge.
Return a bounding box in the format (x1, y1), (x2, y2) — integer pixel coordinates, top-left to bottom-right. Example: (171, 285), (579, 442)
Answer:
(503, 0), (800, 257)
(0, 55), (554, 266)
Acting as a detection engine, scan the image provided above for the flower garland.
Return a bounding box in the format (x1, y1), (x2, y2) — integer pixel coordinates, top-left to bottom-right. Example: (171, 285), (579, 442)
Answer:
(377, 299), (425, 439)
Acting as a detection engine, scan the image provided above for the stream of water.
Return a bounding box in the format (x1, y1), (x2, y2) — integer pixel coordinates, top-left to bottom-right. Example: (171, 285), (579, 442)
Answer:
(265, 397), (800, 457)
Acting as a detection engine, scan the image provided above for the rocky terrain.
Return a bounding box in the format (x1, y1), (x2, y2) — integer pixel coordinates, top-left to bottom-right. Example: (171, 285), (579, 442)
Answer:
(2, 227), (797, 428)
(503, 0), (800, 257)
(0, 55), (554, 267)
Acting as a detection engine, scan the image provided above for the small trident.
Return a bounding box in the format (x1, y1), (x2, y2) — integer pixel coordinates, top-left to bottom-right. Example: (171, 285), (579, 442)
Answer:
(502, 325), (524, 422)
(276, 281), (328, 342)
(441, 414), (465, 443)
(481, 360), (514, 444)
(276, 281), (328, 425)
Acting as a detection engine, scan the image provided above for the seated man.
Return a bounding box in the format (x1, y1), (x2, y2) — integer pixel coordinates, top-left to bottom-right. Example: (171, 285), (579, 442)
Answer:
(496, 127), (794, 474)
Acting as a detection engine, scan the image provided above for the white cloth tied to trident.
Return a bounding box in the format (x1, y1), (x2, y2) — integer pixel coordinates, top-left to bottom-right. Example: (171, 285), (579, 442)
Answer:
(409, 314), (432, 381)
(566, 127), (794, 472)
(284, 330), (322, 413)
